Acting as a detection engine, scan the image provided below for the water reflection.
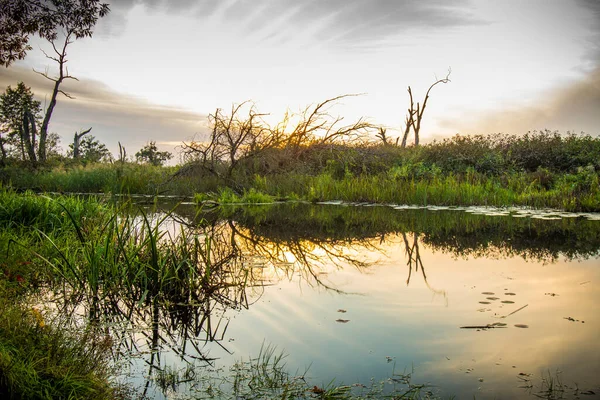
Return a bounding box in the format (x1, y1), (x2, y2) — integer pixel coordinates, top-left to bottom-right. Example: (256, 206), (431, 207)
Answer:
(41, 202), (600, 398)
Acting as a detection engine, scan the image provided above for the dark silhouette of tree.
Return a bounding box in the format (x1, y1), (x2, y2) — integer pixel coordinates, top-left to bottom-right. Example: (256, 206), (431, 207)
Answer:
(0, 81), (41, 163)
(181, 96), (373, 181)
(401, 69), (451, 147)
(135, 141), (173, 166)
(0, 0), (109, 67)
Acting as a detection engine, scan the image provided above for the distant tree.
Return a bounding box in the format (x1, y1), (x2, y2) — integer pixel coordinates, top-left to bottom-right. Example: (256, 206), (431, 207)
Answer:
(401, 69), (451, 147)
(135, 141), (173, 166)
(0, 81), (42, 163)
(68, 134), (112, 163)
(0, 0), (110, 67)
(45, 132), (62, 159)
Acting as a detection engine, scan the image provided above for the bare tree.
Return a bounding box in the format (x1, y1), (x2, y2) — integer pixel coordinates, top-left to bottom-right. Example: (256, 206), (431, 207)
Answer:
(182, 101), (272, 180)
(401, 69), (451, 147)
(282, 94), (373, 157)
(35, 31), (76, 162)
(181, 95), (374, 181)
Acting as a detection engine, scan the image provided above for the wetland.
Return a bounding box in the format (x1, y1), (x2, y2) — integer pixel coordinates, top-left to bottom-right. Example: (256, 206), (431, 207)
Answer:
(2, 192), (599, 399)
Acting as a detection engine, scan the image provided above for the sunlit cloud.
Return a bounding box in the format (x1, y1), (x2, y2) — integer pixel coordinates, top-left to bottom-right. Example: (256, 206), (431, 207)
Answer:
(438, 67), (600, 137)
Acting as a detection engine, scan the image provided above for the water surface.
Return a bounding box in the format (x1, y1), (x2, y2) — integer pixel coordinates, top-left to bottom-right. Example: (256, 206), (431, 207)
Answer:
(42, 203), (600, 398)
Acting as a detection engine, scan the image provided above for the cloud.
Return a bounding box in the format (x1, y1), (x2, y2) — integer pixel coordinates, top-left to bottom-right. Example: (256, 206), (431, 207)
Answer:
(439, 67), (600, 136)
(576, 0), (600, 65)
(99, 0), (485, 47)
(0, 66), (209, 160)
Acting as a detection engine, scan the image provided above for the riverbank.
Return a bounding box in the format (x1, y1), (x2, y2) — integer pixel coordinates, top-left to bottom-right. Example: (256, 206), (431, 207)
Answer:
(2, 132), (599, 211)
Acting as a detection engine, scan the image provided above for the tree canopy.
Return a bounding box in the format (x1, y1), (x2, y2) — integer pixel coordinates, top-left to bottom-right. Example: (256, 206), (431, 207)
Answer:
(1, 0), (110, 67)
(68, 134), (111, 163)
(0, 81), (41, 162)
(135, 141), (173, 166)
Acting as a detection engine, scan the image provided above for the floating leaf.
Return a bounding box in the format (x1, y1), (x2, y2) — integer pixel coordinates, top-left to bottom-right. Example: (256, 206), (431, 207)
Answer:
(505, 293), (516, 296)
(337, 309), (347, 313)
(481, 292), (495, 295)
(501, 300), (515, 304)
(514, 324), (529, 328)
(336, 319), (350, 323)
(486, 297), (499, 300)
(479, 301), (491, 304)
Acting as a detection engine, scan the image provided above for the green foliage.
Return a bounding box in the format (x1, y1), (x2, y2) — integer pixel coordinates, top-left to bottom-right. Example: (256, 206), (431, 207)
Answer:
(67, 134), (112, 164)
(0, 82), (42, 163)
(0, 0), (110, 67)
(135, 141), (173, 166)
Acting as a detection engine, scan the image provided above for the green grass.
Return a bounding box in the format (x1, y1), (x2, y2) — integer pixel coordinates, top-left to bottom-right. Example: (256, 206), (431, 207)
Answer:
(0, 282), (120, 399)
(198, 167), (600, 211)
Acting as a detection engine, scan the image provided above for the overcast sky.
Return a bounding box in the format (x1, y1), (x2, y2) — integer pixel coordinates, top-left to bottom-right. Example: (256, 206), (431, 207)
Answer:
(1, 0), (599, 160)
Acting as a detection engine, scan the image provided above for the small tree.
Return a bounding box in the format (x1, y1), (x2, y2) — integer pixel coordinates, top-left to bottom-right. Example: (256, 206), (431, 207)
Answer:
(68, 134), (112, 163)
(0, 81), (42, 163)
(135, 141), (173, 166)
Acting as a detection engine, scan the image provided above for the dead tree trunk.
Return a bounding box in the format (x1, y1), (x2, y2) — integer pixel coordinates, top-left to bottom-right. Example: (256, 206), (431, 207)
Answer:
(36, 33), (77, 163)
(401, 87), (416, 148)
(22, 109), (37, 164)
(73, 127), (92, 159)
(401, 69), (451, 147)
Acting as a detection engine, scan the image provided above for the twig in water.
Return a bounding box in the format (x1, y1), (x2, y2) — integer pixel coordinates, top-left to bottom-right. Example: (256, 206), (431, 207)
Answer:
(500, 304), (528, 319)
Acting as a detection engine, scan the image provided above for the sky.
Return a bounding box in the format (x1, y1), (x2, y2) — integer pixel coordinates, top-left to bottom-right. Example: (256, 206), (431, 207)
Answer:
(1, 0), (599, 162)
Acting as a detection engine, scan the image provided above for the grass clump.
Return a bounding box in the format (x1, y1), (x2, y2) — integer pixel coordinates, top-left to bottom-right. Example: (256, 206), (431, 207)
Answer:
(0, 283), (120, 400)
(195, 188), (276, 205)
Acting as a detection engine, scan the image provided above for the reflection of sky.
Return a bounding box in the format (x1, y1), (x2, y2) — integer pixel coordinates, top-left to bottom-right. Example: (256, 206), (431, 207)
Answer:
(202, 235), (600, 399)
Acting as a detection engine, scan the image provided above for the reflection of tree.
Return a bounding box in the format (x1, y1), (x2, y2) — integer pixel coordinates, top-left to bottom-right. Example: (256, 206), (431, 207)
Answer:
(42, 201), (600, 396)
(225, 219), (372, 294)
(44, 212), (380, 397)
(401, 232), (447, 299)
(200, 203), (600, 263)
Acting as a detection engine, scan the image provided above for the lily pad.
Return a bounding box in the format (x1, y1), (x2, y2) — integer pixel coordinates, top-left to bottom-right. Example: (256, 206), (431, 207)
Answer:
(481, 292), (495, 295)
(505, 293), (516, 296)
(486, 297), (500, 300)
(501, 300), (515, 304)
(514, 324), (529, 328)
(479, 301), (491, 304)
(336, 319), (350, 323)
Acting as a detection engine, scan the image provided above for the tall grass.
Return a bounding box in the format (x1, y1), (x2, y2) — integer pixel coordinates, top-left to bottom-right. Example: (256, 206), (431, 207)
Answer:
(210, 167), (600, 211)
